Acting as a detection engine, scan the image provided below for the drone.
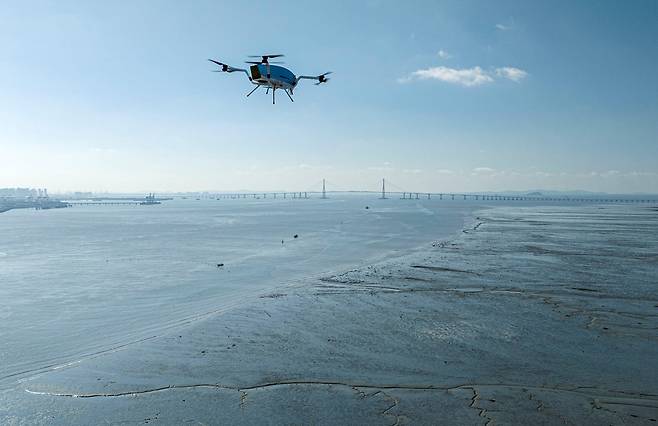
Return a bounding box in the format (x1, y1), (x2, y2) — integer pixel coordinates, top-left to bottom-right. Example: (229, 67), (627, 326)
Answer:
(208, 54), (331, 104)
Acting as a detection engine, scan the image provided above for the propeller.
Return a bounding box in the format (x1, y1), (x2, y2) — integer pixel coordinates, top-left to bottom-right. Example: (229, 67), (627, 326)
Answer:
(245, 61), (285, 65)
(208, 59), (229, 72)
(247, 54), (284, 64)
(315, 71), (333, 85)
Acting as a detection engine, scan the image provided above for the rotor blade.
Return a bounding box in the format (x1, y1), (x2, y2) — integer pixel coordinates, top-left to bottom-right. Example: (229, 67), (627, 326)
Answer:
(245, 60), (284, 65)
(247, 54), (284, 59)
(208, 59), (225, 67)
(320, 71), (333, 77)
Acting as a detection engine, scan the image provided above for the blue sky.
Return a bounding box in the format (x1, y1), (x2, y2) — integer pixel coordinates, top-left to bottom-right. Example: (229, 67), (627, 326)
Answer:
(1, 0), (657, 193)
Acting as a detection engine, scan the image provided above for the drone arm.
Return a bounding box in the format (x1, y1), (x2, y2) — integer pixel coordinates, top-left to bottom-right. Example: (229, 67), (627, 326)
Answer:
(295, 72), (331, 86)
(208, 59), (252, 81)
(223, 66), (251, 80)
(230, 68), (251, 80)
(296, 75), (319, 84)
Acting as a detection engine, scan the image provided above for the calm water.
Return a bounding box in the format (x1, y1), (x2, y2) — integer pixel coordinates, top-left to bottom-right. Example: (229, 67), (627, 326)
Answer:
(0, 196), (474, 387)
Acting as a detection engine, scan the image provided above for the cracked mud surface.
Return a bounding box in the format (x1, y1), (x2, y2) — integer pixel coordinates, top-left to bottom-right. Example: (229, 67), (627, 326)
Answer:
(2, 205), (658, 424)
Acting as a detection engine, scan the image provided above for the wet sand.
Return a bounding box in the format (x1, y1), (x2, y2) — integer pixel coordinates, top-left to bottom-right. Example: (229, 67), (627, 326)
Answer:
(2, 205), (658, 424)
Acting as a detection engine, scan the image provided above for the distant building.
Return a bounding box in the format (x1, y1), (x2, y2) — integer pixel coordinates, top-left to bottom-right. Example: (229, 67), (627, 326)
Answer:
(0, 188), (37, 199)
(0, 188), (51, 199)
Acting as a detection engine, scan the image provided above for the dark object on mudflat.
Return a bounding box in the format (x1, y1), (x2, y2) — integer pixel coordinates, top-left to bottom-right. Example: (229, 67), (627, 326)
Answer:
(217, 263), (224, 267)
(365, 206), (369, 209)
(293, 234), (298, 239)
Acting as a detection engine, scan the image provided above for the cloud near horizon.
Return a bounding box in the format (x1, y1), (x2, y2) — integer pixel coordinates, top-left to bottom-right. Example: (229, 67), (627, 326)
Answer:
(399, 65), (527, 86)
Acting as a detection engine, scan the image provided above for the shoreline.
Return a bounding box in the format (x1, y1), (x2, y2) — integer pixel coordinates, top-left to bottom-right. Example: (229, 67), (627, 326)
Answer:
(3, 204), (658, 424)
(0, 201), (70, 214)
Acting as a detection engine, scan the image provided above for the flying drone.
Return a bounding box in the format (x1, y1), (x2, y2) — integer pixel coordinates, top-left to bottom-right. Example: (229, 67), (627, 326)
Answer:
(208, 54), (331, 104)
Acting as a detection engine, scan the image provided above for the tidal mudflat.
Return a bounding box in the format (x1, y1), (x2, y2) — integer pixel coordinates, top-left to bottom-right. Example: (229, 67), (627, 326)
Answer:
(2, 204), (658, 424)
(0, 197), (470, 389)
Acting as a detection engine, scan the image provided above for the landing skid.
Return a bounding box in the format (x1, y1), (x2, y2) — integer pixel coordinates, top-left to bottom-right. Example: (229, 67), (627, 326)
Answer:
(246, 85), (293, 104)
(246, 85), (261, 97)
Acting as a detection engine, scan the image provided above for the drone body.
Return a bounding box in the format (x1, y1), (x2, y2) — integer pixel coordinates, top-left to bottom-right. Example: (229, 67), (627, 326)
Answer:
(208, 54), (331, 104)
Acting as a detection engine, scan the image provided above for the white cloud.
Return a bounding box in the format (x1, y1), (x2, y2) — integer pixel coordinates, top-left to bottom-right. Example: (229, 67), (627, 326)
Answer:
(438, 49), (451, 59)
(400, 64), (528, 87)
(495, 23), (510, 31)
(473, 167), (496, 173)
(495, 67), (528, 82)
(402, 66), (494, 87)
(436, 169), (455, 175)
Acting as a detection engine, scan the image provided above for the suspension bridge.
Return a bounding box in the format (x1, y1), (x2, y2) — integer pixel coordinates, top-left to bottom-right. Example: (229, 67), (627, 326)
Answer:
(197, 179), (658, 204)
(59, 179), (658, 207)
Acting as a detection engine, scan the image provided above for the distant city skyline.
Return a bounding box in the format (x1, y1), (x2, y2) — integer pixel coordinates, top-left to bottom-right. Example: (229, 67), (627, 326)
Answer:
(1, 1), (657, 193)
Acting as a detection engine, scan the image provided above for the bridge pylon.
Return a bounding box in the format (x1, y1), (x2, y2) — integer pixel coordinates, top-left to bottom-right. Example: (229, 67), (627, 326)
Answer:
(379, 178), (387, 199)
